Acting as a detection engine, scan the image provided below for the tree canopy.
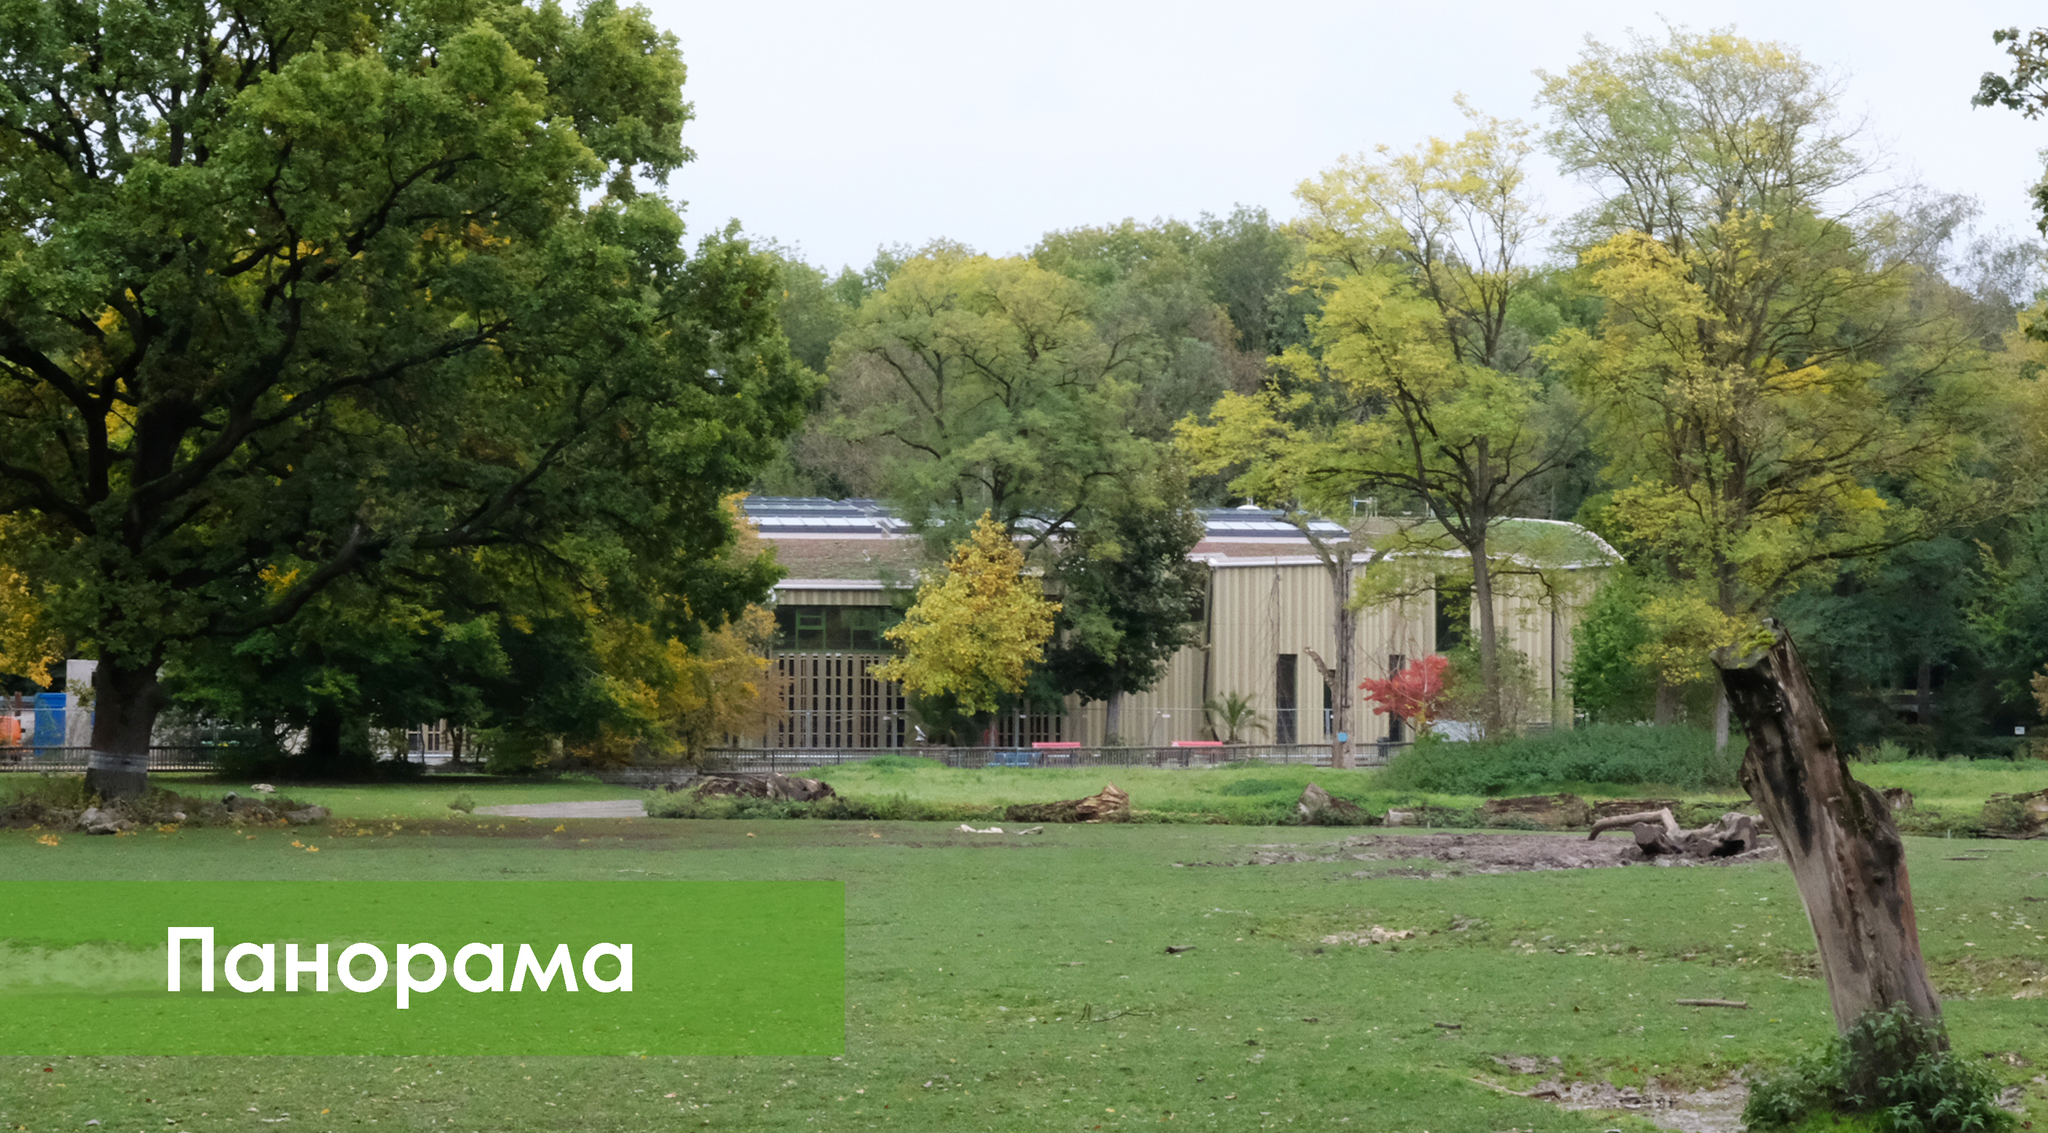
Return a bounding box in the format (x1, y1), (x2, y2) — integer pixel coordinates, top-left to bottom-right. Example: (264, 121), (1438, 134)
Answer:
(0, 0), (810, 792)
(874, 512), (1060, 723)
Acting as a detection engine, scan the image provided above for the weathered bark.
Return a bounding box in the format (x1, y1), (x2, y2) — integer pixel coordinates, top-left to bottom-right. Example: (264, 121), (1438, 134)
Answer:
(1711, 682), (1730, 755)
(1305, 644), (1354, 771)
(1469, 500), (1503, 738)
(1102, 691), (1123, 744)
(1717, 623), (1943, 1035)
(1587, 807), (1682, 841)
(1005, 782), (1130, 823)
(1300, 531), (1362, 769)
(1587, 808), (1757, 857)
(84, 660), (166, 800)
(1653, 680), (1680, 726)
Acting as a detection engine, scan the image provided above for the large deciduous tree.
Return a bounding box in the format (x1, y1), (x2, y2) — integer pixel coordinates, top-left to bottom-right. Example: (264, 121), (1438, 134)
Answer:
(1539, 27), (2036, 748)
(0, 0), (810, 796)
(821, 247), (1155, 553)
(1181, 105), (1574, 740)
(1040, 467), (1208, 742)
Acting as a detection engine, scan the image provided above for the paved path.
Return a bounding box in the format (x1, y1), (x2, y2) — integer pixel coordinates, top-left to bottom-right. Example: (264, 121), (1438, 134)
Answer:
(474, 799), (648, 819)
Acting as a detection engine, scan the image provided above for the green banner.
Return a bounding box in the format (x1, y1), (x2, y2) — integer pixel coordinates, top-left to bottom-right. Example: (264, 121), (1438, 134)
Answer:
(0, 880), (843, 1056)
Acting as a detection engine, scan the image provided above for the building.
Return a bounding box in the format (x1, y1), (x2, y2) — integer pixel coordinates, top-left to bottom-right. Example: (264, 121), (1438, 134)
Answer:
(743, 498), (1618, 752)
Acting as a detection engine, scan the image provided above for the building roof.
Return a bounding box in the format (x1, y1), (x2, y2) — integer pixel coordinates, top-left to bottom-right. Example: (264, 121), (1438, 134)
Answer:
(744, 498), (1618, 584)
(742, 497), (909, 538)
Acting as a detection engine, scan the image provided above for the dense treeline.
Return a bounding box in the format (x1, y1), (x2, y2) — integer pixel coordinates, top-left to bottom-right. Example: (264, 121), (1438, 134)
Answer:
(754, 27), (2048, 752)
(6, 8), (2048, 780)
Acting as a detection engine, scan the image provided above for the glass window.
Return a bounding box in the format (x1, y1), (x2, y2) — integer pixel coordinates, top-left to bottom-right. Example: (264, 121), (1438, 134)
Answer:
(774, 605), (901, 652)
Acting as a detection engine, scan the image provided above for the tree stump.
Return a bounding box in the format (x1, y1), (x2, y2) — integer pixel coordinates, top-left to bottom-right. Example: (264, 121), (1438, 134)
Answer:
(1297, 783), (1370, 825)
(1716, 622), (1943, 1036)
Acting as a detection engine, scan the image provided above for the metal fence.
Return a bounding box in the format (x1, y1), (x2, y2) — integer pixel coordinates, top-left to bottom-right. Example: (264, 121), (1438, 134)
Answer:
(699, 741), (1410, 775)
(0, 746), (229, 773)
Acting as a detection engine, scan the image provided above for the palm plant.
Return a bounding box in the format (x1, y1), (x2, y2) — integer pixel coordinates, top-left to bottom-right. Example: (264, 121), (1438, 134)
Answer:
(1203, 692), (1269, 744)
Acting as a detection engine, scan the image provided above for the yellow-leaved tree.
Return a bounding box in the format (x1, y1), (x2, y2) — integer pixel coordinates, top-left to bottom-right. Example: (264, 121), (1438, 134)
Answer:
(875, 512), (1059, 742)
(1538, 28), (2035, 743)
(562, 496), (787, 766)
(0, 517), (60, 688)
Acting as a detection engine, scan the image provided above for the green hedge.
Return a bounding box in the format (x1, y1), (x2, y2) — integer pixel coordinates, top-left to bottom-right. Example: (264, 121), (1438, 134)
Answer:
(1379, 724), (1740, 795)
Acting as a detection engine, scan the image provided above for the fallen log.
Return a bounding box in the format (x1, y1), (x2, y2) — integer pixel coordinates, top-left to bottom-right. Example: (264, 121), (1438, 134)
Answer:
(1005, 782), (1130, 824)
(692, 773), (836, 802)
(1983, 789), (2048, 838)
(1587, 807), (1759, 858)
(1482, 793), (1590, 828)
(1675, 999), (1748, 1009)
(1588, 808), (1681, 841)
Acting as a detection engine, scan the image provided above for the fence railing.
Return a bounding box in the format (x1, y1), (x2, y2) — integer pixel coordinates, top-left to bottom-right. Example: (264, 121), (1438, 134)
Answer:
(0, 746), (230, 773)
(698, 741), (1410, 774)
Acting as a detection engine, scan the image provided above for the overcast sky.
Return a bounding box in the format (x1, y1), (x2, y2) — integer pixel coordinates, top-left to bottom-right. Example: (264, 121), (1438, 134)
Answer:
(645, 0), (2048, 274)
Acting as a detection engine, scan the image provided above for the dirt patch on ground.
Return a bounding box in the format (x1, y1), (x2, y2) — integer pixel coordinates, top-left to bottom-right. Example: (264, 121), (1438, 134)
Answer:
(1173, 831), (1781, 876)
(1516, 1073), (1750, 1133)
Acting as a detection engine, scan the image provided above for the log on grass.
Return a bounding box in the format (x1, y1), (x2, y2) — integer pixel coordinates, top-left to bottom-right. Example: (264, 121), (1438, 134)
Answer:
(1005, 782), (1130, 824)
(1717, 621), (1943, 1035)
(1587, 808), (1682, 841)
(1482, 793), (1591, 828)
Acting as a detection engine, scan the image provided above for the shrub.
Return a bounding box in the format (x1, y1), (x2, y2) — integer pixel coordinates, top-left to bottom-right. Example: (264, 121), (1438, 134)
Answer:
(448, 792), (477, 814)
(1854, 740), (1914, 764)
(1743, 1006), (2014, 1133)
(1894, 807), (1987, 839)
(1379, 724), (1734, 795)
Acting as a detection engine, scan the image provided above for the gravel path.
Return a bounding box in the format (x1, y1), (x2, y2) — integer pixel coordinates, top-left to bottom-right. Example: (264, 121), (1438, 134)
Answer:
(472, 799), (648, 819)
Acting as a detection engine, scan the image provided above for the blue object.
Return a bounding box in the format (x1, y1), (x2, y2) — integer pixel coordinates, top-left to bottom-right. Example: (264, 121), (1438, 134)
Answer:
(987, 750), (1035, 767)
(1336, 732), (1349, 743)
(32, 693), (66, 749)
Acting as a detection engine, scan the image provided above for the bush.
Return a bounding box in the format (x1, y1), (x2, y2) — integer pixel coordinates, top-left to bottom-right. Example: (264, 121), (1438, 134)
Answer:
(1379, 724), (1736, 795)
(448, 792), (477, 814)
(1743, 1006), (2014, 1133)
(1894, 806), (1987, 839)
(1855, 740), (1915, 764)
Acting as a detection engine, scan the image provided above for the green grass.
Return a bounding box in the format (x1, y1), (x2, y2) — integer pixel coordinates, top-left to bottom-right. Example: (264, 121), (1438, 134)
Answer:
(1852, 759), (2048, 812)
(3, 797), (2044, 1131)
(136, 773), (652, 821)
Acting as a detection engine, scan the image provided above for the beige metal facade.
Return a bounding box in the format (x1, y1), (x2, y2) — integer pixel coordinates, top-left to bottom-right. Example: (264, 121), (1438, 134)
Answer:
(747, 502), (1612, 750)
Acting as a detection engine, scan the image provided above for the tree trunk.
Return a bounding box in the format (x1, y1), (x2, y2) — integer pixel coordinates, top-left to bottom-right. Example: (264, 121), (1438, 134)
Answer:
(1310, 546), (1359, 770)
(85, 660), (166, 800)
(1716, 623), (1944, 1037)
(1470, 525), (1502, 738)
(1654, 679), (1679, 725)
(1711, 681), (1730, 754)
(1103, 690), (1123, 745)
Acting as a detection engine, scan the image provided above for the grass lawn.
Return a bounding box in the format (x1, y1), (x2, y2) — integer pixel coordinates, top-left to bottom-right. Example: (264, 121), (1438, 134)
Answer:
(806, 755), (2043, 826)
(3, 787), (2044, 1131)
(138, 774), (654, 821)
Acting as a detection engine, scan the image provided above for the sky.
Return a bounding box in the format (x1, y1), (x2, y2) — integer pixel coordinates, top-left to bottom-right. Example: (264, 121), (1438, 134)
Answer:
(644, 0), (2048, 275)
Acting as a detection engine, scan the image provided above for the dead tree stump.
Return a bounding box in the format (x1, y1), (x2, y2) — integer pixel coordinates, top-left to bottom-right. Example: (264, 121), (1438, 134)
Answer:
(1297, 783), (1370, 825)
(1716, 622), (1943, 1036)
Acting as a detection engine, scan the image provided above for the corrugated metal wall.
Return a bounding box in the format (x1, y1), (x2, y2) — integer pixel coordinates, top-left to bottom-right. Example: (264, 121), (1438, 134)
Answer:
(773, 587), (897, 608)
(1203, 560), (1430, 745)
(765, 563), (1608, 749)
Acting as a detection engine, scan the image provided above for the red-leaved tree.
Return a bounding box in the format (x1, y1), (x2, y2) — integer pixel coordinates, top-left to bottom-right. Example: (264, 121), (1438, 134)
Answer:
(1359, 654), (1451, 734)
